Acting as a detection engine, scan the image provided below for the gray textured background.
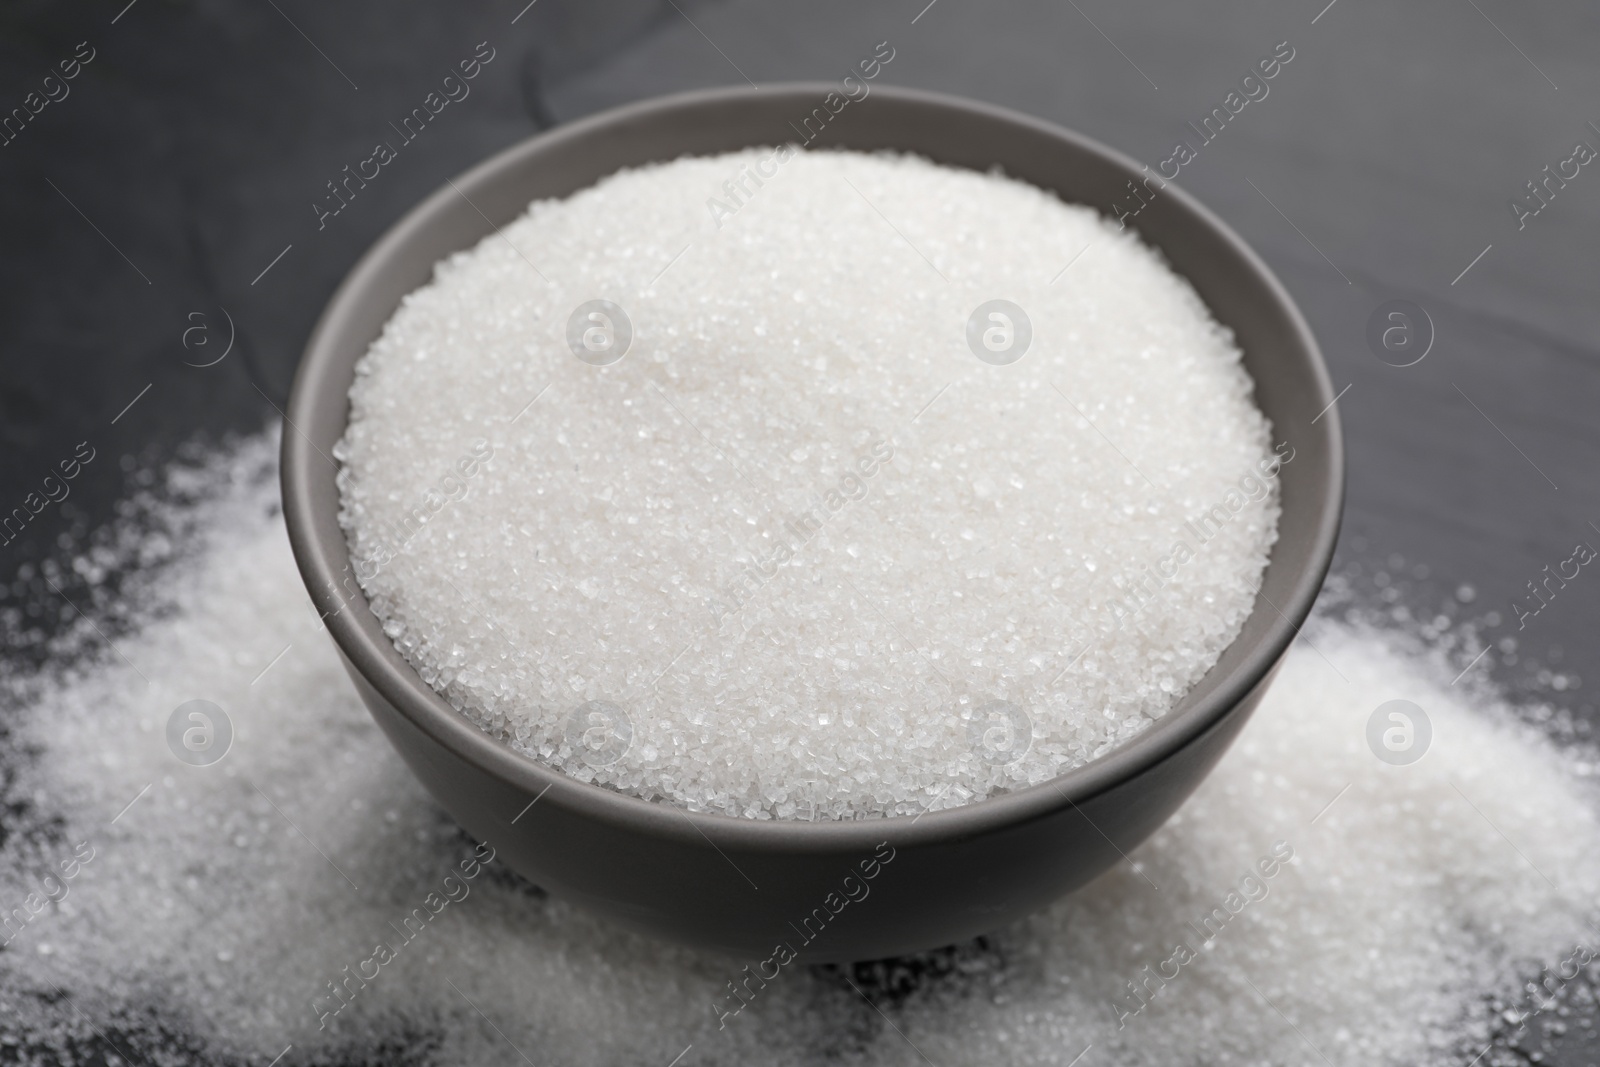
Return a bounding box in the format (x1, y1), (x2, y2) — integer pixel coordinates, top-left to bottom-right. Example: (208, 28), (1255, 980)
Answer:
(2, 0), (1596, 1062)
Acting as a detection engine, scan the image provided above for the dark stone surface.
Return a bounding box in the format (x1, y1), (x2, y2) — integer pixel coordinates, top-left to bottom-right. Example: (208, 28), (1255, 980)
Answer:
(1, 0), (1596, 1062)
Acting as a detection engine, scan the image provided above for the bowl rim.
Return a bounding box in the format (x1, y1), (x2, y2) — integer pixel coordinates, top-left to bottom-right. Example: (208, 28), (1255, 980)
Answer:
(282, 81), (1343, 851)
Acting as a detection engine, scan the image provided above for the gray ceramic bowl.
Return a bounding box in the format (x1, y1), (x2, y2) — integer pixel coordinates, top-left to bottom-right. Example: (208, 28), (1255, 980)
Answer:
(282, 83), (1342, 964)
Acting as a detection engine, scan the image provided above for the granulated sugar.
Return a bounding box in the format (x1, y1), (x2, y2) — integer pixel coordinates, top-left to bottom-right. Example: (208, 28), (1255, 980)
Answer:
(3, 436), (1598, 1067)
(335, 149), (1284, 818)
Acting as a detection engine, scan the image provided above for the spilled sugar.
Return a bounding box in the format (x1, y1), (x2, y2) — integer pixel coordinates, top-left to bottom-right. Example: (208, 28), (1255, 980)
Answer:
(334, 149), (1282, 819)
(0, 435), (1597, 1066)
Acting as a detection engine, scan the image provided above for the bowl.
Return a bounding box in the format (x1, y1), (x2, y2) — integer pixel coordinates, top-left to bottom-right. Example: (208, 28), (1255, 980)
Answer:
(281, 83), (1342, 963)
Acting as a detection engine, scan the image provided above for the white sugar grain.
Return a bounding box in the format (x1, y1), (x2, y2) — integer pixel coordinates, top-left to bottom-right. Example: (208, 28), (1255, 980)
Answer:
(335, 149), (1284, 818)
(3, 437), (1598, 1067)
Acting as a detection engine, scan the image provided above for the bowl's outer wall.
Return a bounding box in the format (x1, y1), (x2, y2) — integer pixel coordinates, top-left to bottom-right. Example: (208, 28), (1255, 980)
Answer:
(346, 646), (1283, 962)
(282, 85), (1342, 963)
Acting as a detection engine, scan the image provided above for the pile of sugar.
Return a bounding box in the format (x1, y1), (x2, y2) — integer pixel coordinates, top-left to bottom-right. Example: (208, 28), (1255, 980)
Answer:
(3, 434), (1599, 1066)
(335, 148), (1283, 819)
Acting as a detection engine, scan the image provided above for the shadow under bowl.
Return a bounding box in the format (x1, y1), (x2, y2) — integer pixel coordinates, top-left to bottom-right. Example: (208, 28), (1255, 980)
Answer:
(281, 83), (1343, 964)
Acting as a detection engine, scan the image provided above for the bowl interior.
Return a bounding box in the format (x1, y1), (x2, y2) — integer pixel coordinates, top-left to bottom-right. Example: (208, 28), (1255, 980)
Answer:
(283, 83), (1341, 843)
